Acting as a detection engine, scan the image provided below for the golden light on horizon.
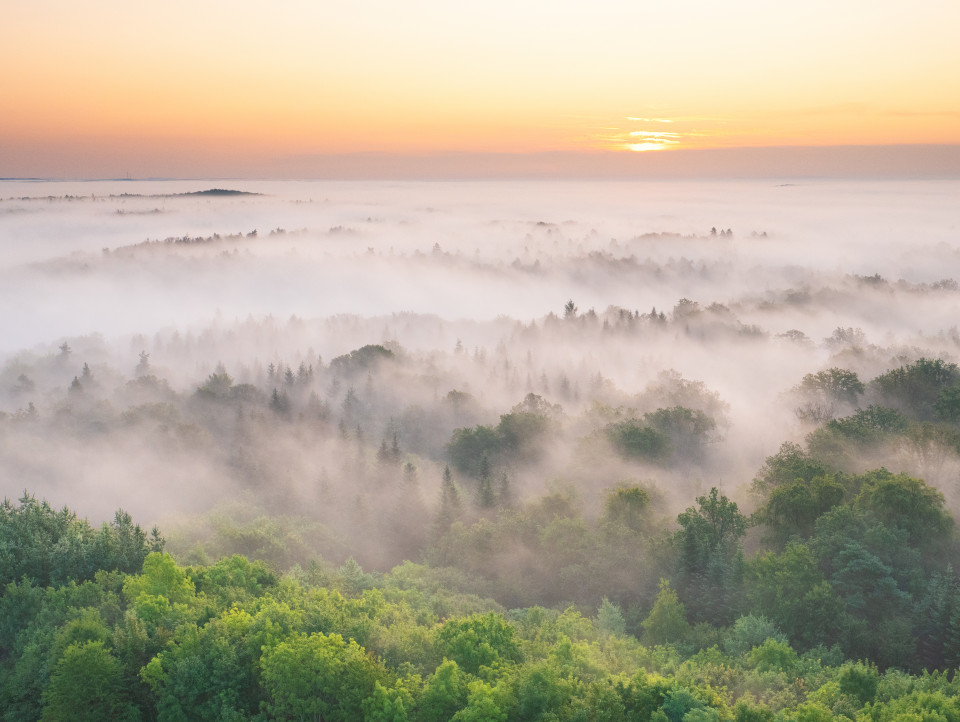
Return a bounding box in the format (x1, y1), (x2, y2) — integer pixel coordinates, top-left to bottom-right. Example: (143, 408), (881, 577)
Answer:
(626, 142), (674, 152)
(624, 129), (683, 152)
(2, 0), (959, 176)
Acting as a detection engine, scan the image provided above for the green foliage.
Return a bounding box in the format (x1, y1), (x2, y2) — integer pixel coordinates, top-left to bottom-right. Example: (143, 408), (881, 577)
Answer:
(733, 699), (775, 722)
(724, 614), (787, 657)
(853, 469), (952, 548)
(861, 690), (960, 721)
(872, 357), (960, 421)
(746, 638), (799, 675)
(123, 552), (196, 606)
(512, 662), (569, 719)
(497, 413), (551, 462)
(642, 579), (691, 646)
(42, 640), (139, 722)
(6, 475), (960, 722)
(605, 419), (672, 463)
(661, 686), (715, 722)
(0, 494), (162, 588)
(933, 381), (960, 422)
(194, 365), (234, 400)
(447, 394), (557, 477)
(435, 466), (464, 537)
(142, 606), (262, 720)
(643, 406), (717, 463)
(434, 612), (521, 675)
(260, 631), (386, 722)
(596, 597), (627, 637)
(675, 488), (748, 624)
(836, 660), (879, 705)
(762, 474), (845, 545)
(448, 425), (501, 477)
(827, 405), (910, 439)
(794, 367), (864, 423)
(804, 405), (910, 470)
(748, 542), (843, 650)
(188, 554), (277, 607)
(419, 659), (469, 721)
(802, 368), (865, 403)
(451, 680), (507, 721)
(603, 485), (652, 532)
(329, 344), (395, 375)
(751, 443), (830, 501)
(361, 680), (414, 722)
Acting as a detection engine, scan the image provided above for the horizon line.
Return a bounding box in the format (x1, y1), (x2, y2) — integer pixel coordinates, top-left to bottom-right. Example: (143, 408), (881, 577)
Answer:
(3, 143), (960, 181)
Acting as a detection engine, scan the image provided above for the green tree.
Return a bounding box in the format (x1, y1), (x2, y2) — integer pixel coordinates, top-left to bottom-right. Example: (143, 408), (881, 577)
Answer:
(794, 368), (864, 423)
(603, 485), (651, 532)
(418, 659), (468, 722)
(362, 681), (413, 722)
(329, 344), (395, 375)
(853, 470), (953, 549)
(195, 364), (233, 400)
(142, 607), (262, 721)
(434, 466), (463, 536)
(605, 419), (672, 463)
(42, 641), (138, 722)
(447, 425), (500, 477)
(872, 357), (960, 421)
(675, 488), (748, 624)
(596, 597), (627, 637)
(751, 443), (830, 501)
(434, 613), (520, 675)
(641, 579), (691, 645)
(122, 552), (196, 606)
(644, 406), (716, 463)
(451, 680), (507, 722)
(933, 381), (960, 422)
(260, 632), (385, 722)
(496, 410), (551, 464)
(723, 614), (787, 656)
(761, 474), (845, 546)
(748, 542), (843, 649)
(476, 456), (495, 509)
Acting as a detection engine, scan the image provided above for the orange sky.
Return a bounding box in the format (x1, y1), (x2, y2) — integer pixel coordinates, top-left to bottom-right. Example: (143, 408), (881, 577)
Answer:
(2, 0), (959, 177)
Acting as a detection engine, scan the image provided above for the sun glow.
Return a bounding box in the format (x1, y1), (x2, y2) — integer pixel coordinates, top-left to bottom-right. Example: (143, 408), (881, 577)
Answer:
(626, 142), (674, 152)
(613, 119), (686, 151)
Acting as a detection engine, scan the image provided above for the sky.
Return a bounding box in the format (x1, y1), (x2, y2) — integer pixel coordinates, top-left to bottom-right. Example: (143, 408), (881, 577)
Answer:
(2, 0), (960, 178)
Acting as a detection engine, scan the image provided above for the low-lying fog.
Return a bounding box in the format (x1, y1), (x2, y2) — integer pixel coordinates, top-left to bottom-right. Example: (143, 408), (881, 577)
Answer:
(2, 178), (959, 566)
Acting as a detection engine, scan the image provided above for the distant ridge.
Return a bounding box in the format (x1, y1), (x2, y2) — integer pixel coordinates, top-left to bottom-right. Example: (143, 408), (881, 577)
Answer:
(0, 187), (263, 202)
(183, 188), (259, 196)
(112, 188), (261, 198)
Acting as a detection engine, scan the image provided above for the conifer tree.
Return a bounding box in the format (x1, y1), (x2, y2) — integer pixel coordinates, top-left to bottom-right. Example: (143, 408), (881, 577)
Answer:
(435, 466), (463, 536)
(477, 454), (495, 508)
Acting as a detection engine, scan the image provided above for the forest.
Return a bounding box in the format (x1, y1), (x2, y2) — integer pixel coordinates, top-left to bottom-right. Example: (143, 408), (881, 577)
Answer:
(2, 179), (960, 720)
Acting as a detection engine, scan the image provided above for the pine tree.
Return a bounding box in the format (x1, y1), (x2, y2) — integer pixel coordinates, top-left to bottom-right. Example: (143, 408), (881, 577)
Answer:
(497, 473), (512, 509)
(641, 579), (691, 645)
(435, 466), (463, 536)
(916, 567), (955, 669)
(377, 439), (390, 464)
(270, 388), (290, 416)
(477, 454), (495, 508)
(944, 584), (960, 669)
(135, 351), (150, 376)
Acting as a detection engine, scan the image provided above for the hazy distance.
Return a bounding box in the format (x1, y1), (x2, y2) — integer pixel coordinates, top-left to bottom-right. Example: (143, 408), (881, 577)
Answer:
(2, 178), (959, 540)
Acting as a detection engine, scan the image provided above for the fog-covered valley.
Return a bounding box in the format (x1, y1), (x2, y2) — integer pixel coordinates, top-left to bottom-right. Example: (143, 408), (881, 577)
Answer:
(4, 179), (960, 534)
